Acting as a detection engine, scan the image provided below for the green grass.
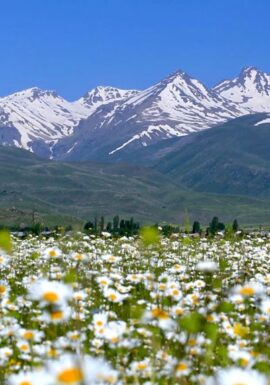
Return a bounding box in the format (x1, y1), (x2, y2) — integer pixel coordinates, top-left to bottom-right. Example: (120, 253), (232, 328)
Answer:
(1, 146), (270, 226)
(153, 114), (270, 196)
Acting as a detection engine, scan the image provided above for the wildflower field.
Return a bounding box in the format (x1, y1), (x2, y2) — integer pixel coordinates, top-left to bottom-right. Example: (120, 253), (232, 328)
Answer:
(1, 230), (270, 385)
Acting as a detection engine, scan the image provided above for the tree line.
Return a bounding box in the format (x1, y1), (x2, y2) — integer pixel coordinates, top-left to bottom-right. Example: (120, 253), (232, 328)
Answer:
(84, 215), (140, 236)
(0, 214), (240, 238)
(84, 216), (239, 237)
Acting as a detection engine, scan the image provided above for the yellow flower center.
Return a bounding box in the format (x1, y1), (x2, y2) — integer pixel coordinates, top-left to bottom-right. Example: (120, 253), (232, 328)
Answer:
(49, 250), (58, 257)
(240, 287), (255, 296)
(151, 308), (169, 319)
(23, 331), (34, 340)
(70, 334), (79, 340)
(48, 348), (58, 357)
(159, 283), (166, 291)
(108, 293), (117, 301)
(240, 358), (249, 366)
(43, 291), (59, 303)
(0, 285), (6, 295)
(137, 363), (147, 370)
(51, 311), (64, 320)
(188, 338), (197, 346)
(57, 367), (83, 384)
(176, 362), (188, 372)
(191, 294), (199, 304)
(233, 323), (249, 338)
(20, 344), (29, 352)
(20, 382), (32, 385)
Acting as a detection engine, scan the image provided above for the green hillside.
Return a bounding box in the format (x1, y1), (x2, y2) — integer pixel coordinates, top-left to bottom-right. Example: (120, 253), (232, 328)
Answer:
(1, 145), (270, 226)
(154, 114), (270, 196)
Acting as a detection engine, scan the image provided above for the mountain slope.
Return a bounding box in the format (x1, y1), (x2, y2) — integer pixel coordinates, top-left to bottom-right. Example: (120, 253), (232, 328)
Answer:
(153, 113), (270, 196)
(0, 66), (270, 161)
(55, 70), (243, 161)
(214, 66), (270, 112)
(1, 145), (270, 225)
(0, 86), (138, 156)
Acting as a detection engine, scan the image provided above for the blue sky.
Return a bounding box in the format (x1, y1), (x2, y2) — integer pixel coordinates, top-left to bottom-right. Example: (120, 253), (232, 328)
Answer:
(1, 0), (269, 100)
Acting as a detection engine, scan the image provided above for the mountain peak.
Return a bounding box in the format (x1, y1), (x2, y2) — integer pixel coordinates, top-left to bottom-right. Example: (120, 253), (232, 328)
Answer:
(79, 86), (138, 108)
(163, 69), (191, 83)
(4, 87), (60, 101)
(241, 65), (259, 74)
(214, 66), (270, 109)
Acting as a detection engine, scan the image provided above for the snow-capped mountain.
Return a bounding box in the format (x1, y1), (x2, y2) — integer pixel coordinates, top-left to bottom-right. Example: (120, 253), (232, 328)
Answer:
(107, 70), (245, 154)
(78, 86), (138, 110)
(0, 88), (87, 149)
(53, 69), (245, 161)
(0, 85), (137, 156)
(213, 66), (270, 112)
(0, 66), (269, 161)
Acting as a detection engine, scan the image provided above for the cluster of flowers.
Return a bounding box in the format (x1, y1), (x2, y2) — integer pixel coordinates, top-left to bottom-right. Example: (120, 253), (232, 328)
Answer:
(0, 231), (270, 385)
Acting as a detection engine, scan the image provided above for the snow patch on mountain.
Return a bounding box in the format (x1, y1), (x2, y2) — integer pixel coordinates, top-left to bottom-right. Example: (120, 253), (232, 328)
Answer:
(109, 124), (185, 155)
(0, 66), (270, 160)
(0, 87), (88, 149)
(254, 114), (270, 126)
(214, 66), (270, 112)
(77, 86), (139, 112)
(0, 86), (138, 150)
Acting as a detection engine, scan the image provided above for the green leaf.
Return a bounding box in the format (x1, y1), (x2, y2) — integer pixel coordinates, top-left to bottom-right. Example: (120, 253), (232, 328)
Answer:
(212, 277), (222, 289)
(218, 302), (234, 313)
(180, 312), (204, 333)
(219, 258), (228, 271)
(216, 345), (229, 365)
(0, 231), (12, 253)
(182, 237), (192, 246)
(64, 268), (78, 283)
(254, 362), (270, 373)
(205, 323), (218, 341)
(140, 226), (160, 246)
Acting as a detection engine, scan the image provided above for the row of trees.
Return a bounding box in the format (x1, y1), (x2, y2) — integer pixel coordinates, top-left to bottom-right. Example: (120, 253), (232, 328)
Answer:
(83, 215), (239, 237)
(84, 215), (140, 236)
(192, 217), (239, 236)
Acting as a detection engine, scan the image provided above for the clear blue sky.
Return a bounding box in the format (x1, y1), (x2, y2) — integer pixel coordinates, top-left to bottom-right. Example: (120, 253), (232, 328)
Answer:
(1, 0), (269, 100)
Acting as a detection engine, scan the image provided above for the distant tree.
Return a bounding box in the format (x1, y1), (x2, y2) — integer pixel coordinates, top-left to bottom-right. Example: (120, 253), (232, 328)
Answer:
(119, 219), (125, 235)
(65, 225), (73, 232)
(84, 221), (94, 231)
(113, 215), (119, 233)
(209, 216), (219, 235)
(232, 219), (239, 232)
(94, 216), (98, 234)
(31, 222), (42, 235)
(129, 217), (134, 234)
(217, 222), (225, 231)
(100, 216), (105, 232)
(161, 224), (180, 236)
(208, 216), (225, 236)
(106, 222), (112, 232)
(192, 221), (201, 234)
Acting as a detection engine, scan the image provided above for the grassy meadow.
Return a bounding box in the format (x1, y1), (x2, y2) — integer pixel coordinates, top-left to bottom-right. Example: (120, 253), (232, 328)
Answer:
(0, 229), (270, 384)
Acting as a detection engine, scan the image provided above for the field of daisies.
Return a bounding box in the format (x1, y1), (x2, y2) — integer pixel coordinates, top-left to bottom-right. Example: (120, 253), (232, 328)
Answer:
(1, 229), (270, 385)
